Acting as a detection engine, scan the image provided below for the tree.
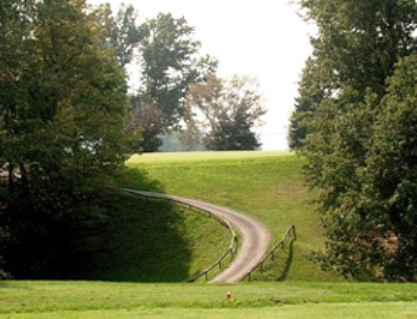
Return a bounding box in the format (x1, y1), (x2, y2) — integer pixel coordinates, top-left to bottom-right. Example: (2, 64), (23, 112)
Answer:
(96, 3), (143, 68)
(124, 96), (164, 153)
(186, 73), (266, 151)
(0, 0), (128, 278)
(360, 55), (417, 280)
(138, 13), (217, 129)
(295, 0), (417, 280)
(290, 0), (417, 149)
(288, 57), (325, 149)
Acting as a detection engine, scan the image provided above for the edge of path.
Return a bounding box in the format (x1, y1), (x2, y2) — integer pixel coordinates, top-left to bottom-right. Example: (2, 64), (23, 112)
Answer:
(125, 189), (272, 283)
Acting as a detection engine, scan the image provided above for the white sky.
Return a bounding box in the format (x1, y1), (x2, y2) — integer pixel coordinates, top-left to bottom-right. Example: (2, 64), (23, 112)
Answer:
(87, 0), (314, 150)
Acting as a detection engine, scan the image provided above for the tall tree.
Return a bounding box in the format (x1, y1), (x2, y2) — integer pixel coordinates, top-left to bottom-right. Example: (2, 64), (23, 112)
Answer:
(138, 13), (217, 129)
(361, 54), (417, 280)
(295, 0), (417, 280)
(288, 57), (325, 149)
(0, 0), (128, 278)
(290, 0), (417, 149)
(96, 3), (143, 68)
(186, 73), (266, 151)
(124, 96), (163, 153)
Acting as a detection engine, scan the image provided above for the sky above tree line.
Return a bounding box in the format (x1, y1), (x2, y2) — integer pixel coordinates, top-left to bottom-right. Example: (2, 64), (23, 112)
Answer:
(87, 0), (315, 150)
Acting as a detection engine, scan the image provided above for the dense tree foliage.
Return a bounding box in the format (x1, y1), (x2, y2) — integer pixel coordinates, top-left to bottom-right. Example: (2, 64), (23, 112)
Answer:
(288, 57), (324, 149)
(293, 0), (417, 280)
(0, 0), (128, 278)
(186, 73), (265, 151)
(138, 13), (217, 129)
(100, 11), (218, 152)
(362, 55), (417, 280)
(290, 0), (417, 148)
(97, 3), (143, 68)
(124, 96), (163, 153)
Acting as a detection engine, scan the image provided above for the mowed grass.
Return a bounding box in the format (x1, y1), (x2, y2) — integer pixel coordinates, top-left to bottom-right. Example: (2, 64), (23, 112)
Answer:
(127, 150), (291, 163)
(2, 281), (417, 318)
(5, 151), (417, 319)
(75, 188), (230, 282)
(125, 151), (341, 282)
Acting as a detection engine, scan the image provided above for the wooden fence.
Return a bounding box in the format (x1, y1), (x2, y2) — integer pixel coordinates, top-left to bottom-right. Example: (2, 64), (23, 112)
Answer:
(123, 189), (238, 282)
(243, 224), (296, 282)
(187, 217), (237, 282)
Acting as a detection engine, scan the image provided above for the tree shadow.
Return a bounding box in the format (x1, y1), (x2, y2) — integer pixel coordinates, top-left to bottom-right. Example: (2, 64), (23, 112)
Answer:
(85, 167), (193, 282)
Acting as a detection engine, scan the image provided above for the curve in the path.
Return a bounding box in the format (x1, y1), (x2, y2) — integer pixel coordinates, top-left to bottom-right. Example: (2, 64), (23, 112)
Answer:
(125, 189), (272, 283)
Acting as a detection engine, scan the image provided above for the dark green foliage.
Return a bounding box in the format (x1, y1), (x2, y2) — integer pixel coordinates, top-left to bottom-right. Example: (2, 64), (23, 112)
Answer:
(115, 12), (217, 152)
(360, 55), (417, 280)
(97, 3), (144, 67)
(288, 57), (324, 149)
(301, 0), (417, 97)
(186, 73), (266, 151)
(296, 0), (417, 280)
(290, 0), (417, 148)
(138, 13), (217, 129)
(0, 0), (128, 278)
(124, 96), (164, 153)
(203, 107), (261, 151)
(3, 186), (120, 278)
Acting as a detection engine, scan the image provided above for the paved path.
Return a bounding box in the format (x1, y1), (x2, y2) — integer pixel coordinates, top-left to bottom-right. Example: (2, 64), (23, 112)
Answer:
(125, 189), (271, 283)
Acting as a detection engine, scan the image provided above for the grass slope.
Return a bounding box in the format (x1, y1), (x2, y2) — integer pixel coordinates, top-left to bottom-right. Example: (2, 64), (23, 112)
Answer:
(85, 191), (230, 282)
(2, 281), (417, 318)
(126, 151), (341, 282)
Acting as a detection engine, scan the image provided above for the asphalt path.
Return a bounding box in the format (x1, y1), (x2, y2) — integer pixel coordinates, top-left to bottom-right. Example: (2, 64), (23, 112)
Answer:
(125, 189), (272, 283)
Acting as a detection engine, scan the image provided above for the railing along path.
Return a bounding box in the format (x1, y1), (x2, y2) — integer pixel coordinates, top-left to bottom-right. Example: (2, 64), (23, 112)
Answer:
(124, 189), (238, 282)
(243, 224), (296, 282)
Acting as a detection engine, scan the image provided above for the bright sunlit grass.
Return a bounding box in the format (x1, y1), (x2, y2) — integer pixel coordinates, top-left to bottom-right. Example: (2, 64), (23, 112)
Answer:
(2, 281), (417, 318)
(127, 150), (292, 164)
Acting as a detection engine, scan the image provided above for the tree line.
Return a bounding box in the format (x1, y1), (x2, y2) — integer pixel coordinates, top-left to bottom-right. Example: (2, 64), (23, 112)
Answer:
(100, 4), (265, 152)
(289, 0), (417, 281)
(0, 0), (264, 278)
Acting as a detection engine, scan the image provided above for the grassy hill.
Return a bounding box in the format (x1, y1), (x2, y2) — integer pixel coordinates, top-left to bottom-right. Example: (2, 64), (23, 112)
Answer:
(7, 150), (343, 282)
(3, 151), (417, 319)
(124, 151), (342, 282)
(86, 192), (230, 282)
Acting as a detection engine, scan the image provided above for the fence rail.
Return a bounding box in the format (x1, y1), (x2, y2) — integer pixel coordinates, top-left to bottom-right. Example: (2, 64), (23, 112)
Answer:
(123, 189), (238, 282)
(187, 218), (237, 282)
(243, 224), (296, 282)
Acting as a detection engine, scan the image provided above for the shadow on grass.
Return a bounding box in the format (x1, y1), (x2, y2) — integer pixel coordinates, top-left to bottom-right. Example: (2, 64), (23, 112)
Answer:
(86, 167), (193, 282)
(277, 238), (296, 281)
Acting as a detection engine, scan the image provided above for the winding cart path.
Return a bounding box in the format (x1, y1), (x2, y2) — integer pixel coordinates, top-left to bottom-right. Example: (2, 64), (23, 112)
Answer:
(125, 189), (271, 283)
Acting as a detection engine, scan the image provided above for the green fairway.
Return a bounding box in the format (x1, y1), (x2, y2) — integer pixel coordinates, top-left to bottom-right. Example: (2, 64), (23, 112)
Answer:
(2, 281), (417, 318)
(127, 151), (291, 164)
(124, 151), (341, 282)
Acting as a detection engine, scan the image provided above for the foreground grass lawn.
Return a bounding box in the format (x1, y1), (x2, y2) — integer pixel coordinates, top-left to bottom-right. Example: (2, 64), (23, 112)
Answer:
(2, 281), (417, 318)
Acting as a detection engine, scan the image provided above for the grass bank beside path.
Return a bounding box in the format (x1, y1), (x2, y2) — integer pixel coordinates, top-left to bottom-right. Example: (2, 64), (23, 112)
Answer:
(81, 187), (229, 282)
(1, 281), (417, 318)
(125, 151), (341, 282)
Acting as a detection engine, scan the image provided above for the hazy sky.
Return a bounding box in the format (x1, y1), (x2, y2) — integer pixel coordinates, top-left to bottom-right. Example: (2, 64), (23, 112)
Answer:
(87, 0), (314, 150)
